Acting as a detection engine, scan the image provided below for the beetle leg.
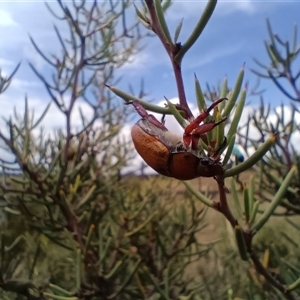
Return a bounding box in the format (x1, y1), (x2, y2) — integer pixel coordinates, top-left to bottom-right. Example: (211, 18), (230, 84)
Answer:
(147, 115), (168, 130)
(185, 118), (227, 149)
(206, 97), (227, 114)
(190, 117), (227, 135)
(126, 100), (149, 118)
(128, 100), (168, 130)
(183, 98), (227, 148)
(161, 114), (166, 125)
(184, 98), (227, 135)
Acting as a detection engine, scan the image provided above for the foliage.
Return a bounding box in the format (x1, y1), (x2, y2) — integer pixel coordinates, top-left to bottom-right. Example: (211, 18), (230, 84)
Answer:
(237, 20), (300, 216)
(232, 19), (300, 299)
(0, 1), (218, 299)
(110, 3), (300, 300)
(0, 1), (300, 300)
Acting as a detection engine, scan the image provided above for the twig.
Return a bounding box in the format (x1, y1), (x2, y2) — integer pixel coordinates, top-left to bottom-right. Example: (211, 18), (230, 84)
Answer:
(144, 0), (193, 118)
(215, 175), (296, 299)
(215, 175), (237, 227)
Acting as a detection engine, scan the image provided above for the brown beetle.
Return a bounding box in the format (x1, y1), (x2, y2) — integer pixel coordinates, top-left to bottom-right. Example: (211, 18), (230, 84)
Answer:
(129, 99), (227, 180)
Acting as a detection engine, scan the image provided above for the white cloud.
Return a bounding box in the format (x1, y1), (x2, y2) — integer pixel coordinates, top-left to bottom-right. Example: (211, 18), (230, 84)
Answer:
(153, 98), (184, 133)
(0, 0), (298, 176)
(10, 78), (41, 90)
(0, 94), (94, 133)
(0, 3), (68, 69)
(234, 104), (300, 161)
(269, 105), (300, 126)
(121, 51), (155, 72)
(0, 91), (298, 176)
(0, 9), (18, 27)
(118, 39), (170, 76)
(0, 58), (15, 67)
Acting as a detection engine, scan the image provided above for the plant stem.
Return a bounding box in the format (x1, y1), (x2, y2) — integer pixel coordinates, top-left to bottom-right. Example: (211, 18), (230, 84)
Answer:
(215, 175), (237, 227)
(171, 59), (192, 119)
(145, 0), (193, 119)
(215, 176), (296, 299)
(249, 252), (295, 300)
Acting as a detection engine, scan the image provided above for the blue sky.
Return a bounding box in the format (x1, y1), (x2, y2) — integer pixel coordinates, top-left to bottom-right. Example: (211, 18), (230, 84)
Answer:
(116, 1), (300, 108)
(0, 1), (300, 173)
(1, 1), (299, 108)
(123, 1), (300, 105)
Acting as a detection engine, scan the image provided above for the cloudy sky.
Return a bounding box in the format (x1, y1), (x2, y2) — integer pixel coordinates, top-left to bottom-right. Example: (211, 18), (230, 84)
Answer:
(0, 0), (299, 174)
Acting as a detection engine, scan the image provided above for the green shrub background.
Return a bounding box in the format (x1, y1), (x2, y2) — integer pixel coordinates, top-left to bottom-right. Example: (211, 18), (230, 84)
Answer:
(0, 1), (300, 299)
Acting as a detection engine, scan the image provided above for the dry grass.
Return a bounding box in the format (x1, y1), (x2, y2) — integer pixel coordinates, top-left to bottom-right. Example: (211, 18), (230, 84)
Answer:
(124, 169), (300, 247)
(121, 170), (300, 298)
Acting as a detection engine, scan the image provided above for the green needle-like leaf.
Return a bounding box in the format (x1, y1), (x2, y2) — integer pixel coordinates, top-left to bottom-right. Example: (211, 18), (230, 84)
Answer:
(249, 201), (259, 225)
(108, 260), (141, 299)
(154, 0), (173, 47)
(287, 277), (300, 292)
(248, 175), (255, 208)
(226, 87), (246, 144)
(222, 134), (236, 166)
(230, 178), (243, 220)
(107, 85), (174, 115)
(234, 225), (249, 261)
(166, 99), (186, 128)
(76, 249), (81, 291)
(76, 185), (96, 209)
(143, 265), (169, 300)
(223, 66), (244, 117)
(84, 224), (95, 255)
(4, 235), (25, 251)
(251, 166), (297, 232)
(183, 181), (213, 208)
(292, 23), (298, 53)
(104, 260), (123, 279)
(194, 74), (207, 112)
(174, 18), (183, 43)
(49, 284), (74, 297)
(224, 134), (276, 177)
(265, 42), (279, 66)
(125, 212), (157, 237)
(220, 76), (229, 99)
(243, 185), (251, 223)
(175, 0), (217, 63)
(134, 4), (150, 25)
(216, 110), (225, 149)
(43, 293), (78, 300)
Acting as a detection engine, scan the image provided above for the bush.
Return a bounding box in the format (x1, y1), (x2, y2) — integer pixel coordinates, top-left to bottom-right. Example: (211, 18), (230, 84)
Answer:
(0, 1), (299, 300)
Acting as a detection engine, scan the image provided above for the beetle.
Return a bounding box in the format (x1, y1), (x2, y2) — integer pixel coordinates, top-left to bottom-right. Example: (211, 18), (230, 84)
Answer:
(128, 99), (227, 180)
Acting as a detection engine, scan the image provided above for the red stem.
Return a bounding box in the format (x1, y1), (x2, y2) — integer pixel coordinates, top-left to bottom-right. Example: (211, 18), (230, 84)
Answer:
(145, 0), (193, 119)
(215, 176), (295, 299)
